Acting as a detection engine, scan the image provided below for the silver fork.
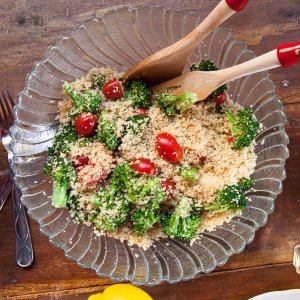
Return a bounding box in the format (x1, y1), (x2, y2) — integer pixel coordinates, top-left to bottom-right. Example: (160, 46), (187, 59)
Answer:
(0, 90), (33, 267)
(0, 98), (12, 210)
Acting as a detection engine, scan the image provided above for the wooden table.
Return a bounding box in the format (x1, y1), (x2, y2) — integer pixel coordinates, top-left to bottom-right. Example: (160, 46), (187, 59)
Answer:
(1, 0), (300, 299)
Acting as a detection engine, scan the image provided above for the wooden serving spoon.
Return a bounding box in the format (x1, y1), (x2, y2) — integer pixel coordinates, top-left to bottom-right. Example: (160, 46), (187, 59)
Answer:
(123, 0), (250, 85)
(152, 42), (300, 101)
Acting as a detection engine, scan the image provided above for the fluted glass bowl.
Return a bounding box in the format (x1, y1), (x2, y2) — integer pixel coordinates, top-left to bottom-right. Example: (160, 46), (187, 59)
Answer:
(10, 5), (289, 285)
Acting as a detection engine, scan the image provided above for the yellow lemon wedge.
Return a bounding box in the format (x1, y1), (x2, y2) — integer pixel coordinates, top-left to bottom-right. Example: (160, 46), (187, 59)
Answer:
(88, 293), (103, 300)
(102, 284), (153, 300)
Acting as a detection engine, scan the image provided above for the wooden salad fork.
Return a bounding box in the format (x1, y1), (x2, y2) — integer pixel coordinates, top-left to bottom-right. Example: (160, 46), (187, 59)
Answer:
(124, 0), (250, 85)
(0, 90), (33, 268)
(152, 42), (300, 100)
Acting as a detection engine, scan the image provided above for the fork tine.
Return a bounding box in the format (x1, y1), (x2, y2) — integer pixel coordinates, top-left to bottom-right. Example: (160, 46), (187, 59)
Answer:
(1, 90), (14, 127)
(0, 95), (11, 133)
(6, 90), (15, 108)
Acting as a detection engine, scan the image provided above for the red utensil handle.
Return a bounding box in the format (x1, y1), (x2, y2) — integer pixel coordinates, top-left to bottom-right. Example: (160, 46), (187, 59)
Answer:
(277, 42), (300, 68)
(225, 0), (250, 11)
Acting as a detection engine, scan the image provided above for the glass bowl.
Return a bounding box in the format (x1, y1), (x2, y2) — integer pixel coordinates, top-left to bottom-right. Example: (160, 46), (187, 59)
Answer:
(10, 5), (289, 285)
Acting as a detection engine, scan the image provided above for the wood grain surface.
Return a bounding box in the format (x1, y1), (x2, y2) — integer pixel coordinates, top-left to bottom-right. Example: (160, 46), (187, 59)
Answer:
(0, 0), (300, 299)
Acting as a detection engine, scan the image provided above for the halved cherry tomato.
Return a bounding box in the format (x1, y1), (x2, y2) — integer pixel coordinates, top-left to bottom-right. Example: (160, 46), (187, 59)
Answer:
(73, 155), (89, 168)
(215, 90), (227, 105)
(133, 108), (148, 115)
(228, 137), (235, 143)
(131, 158), (156, 175)
(77, 163), (106, 186)
(155, 132), (183, 163)
(74, 113), (97, 137)
(102, 78), (124, 100)
(161, 179), (175, 196)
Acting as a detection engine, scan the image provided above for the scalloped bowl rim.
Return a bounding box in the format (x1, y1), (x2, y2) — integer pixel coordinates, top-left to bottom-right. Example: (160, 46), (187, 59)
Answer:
(10, 5), (289, 285)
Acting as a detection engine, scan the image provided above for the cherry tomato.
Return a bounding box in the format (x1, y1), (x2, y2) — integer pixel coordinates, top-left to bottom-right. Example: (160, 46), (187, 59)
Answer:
(102, 78), (124, 100)
(155, 132), (183, 163)
(133, 108), (148, 115)
(73, 155), (89, 168)
(131, 158), (156, 175)
(74, 113), (97, 137)
(228, 137), (235, 143)
(161, 179), (175, 196)
(214, 90), (227, 105)
(77, 163), (106, 186)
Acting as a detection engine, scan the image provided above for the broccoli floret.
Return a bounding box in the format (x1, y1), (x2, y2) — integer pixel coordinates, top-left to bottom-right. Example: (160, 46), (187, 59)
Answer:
(226, 108), (259, 150)
(112, 164), (166, 205)
(44, 123), (77, 182)
(156, 91), (198, 116)
(63, 83), (102, 114)
(191, 59), (217, 72)
(92, 187), (131, 231)
(93, 74), (106, 89)
(238, 177), (254, 191)
(51, 161), (76, 208)
(97, 110), (121, 151)
(190, 59), (228, 98)
(204, 178), (253, 212)
(97, 111), (150, 150)
(162, 197), (201, 240)
(180, 166), (198, 181)
(78, 137), (95, 147)
(110, 163), (138, 189)
(126, 176), (166, 205)
(124, 114), (150, 135)
(44, 125), (77, 209)
(43, 154), (63, 175)
(132, 201), (160, 236)
(51, 123), (78, 154)
(108, 163), (165, 235)
(125, 80), (152, 109)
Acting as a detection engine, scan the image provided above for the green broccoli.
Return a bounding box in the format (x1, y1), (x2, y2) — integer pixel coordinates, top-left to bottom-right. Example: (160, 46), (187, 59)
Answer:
(46, 160), (76, 208)
(156, 91), (198, 116)
(97, 110), (121, 151)
(124, 114), (150, 135)
(238, 177), (254, 191)
(43, 154), (63, 175)
(132, 201), (160, 236)
(161, 197), (202, 240)
(51, 123), (78, 154)
(109, 163), (165, 235)
(93, 74), (106, 89)
(204, 178), (254, 212)
(125, 79), (152, 109)
(110, 163), (138, 189)
(78, 137), (95, 147)
(44, 123), (78, 206)
(190, 59), (228, 98)
(180, 165), (198, 181)
(191, 59), (217, 71)
(91, 188), (131, 231)
(126, 176), (166, 205)
(63, 82), (102, 114)
(111, 164), (166, 205)
(226, 108), (259, 150)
